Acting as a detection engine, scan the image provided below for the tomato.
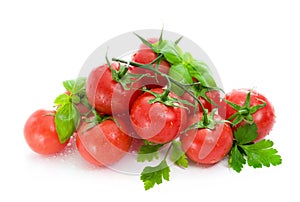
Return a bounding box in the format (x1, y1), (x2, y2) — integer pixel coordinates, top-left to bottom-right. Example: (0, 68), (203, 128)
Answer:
(130, 88), (187, 144)
(86, 63), (141, 115)
(181, 90), (222, 115)
(76, 119), (132, 166)
(132, 42), (170, 88)
(24, 109), (68, 155)
(225, 88), (275, 141)
(180, 113), (233, 165)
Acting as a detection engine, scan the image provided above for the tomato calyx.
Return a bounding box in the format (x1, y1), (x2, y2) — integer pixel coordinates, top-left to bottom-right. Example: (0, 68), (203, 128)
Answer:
(82, 109), (112, 133)
(192, 83), (223, 107)
(183, 109), (227, 133)
(105, 55), (148, 91)
(142, 87), (193, 110)
(224, 90), (266, 126)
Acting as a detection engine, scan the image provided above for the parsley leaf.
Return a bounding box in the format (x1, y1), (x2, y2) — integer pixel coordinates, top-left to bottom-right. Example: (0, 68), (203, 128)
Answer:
(140, 160), (170, 190)
(137, 141), (164, 162)
(234, 123), (258, 144)
(170, 141), (188, 168)
(228, 123), (282, 172)
(228, 145), (246, 173)
(241, 140), (282, 168)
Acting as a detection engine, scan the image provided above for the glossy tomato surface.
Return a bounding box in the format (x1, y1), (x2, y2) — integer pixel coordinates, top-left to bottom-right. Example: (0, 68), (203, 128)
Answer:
(132, 42), (170, 88)
(181, 113), (233, 165)
(86, 63), (141, 115)
(130, 88), (187, 144)
(24, 109), (68, 155)
(76, 120), (132, 166)
(225, 89), (275, 141)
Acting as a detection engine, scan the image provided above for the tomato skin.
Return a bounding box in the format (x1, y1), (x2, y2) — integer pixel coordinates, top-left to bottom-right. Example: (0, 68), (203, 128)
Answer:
(132, 47), (170, 88)
(180, 113), (233, 165)
(24, 109), (68, 155)
(181, 90), (221, 114)
(130, 88), (187, 144)
(86, 63), (141, 115)
(76, 134), (102, 166)
(225, 89), (275, 141)
(76, 120), (132, 166)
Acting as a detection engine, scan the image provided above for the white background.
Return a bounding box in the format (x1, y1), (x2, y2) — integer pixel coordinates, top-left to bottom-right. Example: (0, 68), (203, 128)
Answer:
(1, 0), (299, 201)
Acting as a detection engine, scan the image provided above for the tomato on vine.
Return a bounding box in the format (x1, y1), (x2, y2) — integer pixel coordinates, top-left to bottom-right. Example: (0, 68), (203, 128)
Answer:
(225, 88), (275, 141)
(76, 112), (132, 166)
(180, 112), (233, 165)
(130, 88), (187, 144)
(86, 62), (142, 115)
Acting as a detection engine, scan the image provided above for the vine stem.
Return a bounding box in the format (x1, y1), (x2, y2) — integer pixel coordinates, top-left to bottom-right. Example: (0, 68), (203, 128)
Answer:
(112, 57), (209, 125)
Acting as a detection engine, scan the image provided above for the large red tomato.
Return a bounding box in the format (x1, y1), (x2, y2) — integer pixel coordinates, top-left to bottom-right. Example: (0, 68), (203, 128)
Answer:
(86, 63), (141, 115)
(76, 119), (132, 166)
(180, 113), (233, 165)
(225, 89), (275, 141)
(130, 88), (187, 144)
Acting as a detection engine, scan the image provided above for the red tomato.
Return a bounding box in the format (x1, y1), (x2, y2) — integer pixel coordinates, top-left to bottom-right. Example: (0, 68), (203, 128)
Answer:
(180, 113), (233, 165)
(132, 44), (170, 88)
(130, 88), (187, 144)
(24, 109), (68, 155)
(181, 90), (222, 114)
(86, 63), (141, 115)
(76, 119), (132, 166)
(225, 88), (275, 141)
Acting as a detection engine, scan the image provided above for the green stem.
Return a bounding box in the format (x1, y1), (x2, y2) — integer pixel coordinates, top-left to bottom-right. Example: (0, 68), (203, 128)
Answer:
(112, 57), (210, 125)
(161, 89), (171, 101)
(119, 67), (129, 79)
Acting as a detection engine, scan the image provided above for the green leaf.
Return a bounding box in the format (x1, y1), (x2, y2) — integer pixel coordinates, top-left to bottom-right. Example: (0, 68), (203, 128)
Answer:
(241, 139), (282, 168)
(234, 123), (258, 145)
(72, 77), (87, 94)
(228, 144), (246, 173)
(187, 59), (217, 88)
(62, 77), (86, 95)
(54, 93), (70, 105)
(63, 80), (75, 93)
(140, 160), (170, 190)
(71, 94), (80, 104)
(55, 103), (80, 143)
(170, 141), (188, 168)
(137, 142), (164, 162)
(133, 32), (154, 50)
(168, 63), (193, 96)
(154, 40), (183, 65)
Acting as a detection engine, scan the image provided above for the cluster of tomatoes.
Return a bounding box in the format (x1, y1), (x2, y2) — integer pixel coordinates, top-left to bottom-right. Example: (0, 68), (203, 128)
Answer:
(24, 36), (276, 171)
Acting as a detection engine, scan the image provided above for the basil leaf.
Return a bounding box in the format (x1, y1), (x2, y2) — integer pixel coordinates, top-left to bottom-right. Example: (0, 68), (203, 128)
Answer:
(62, 77), (86, 94)
(168, 64), (193, 96)
(63, 80), (75, 93)
(154, 40), (183, 65)
(54, 93), (70, 105)
(72, 77), (86, 94)
(55, 103), (80, 143)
